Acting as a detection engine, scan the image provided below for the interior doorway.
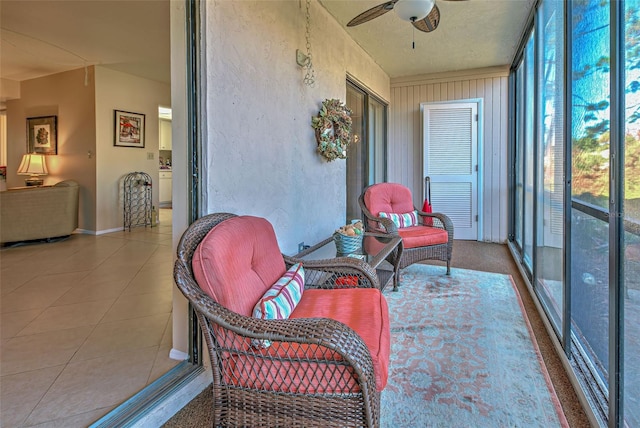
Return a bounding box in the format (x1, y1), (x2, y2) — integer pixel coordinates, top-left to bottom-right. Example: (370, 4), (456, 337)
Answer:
(158, 106), (173, 210)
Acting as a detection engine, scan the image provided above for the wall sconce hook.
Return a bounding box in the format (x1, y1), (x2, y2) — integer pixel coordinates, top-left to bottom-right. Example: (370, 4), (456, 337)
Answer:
(296, 49), (310, 67)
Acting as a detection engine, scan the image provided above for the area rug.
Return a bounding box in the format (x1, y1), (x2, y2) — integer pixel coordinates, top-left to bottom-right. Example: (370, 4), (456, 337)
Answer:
(380, 264), (569, 427)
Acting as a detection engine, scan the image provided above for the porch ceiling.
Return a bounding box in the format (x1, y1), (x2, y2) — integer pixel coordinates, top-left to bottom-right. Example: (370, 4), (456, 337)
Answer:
(318, 0), (535, 78)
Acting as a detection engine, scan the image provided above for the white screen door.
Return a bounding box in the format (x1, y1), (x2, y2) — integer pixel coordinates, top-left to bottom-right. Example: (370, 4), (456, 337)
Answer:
(422, 102), (479, 240)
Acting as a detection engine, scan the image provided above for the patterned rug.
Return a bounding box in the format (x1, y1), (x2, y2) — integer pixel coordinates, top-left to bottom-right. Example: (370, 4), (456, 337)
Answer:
(380, 264), (569, 427)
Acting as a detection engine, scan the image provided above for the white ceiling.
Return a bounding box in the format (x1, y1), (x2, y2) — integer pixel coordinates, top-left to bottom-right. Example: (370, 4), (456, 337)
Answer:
(0, 0), (170, 89)
(1, 0), (533, 101)
(318, 0), (535, 78)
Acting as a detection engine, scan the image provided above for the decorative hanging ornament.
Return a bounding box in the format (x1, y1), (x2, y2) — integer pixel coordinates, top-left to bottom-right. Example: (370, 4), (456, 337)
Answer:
(311, 99), (353, 161)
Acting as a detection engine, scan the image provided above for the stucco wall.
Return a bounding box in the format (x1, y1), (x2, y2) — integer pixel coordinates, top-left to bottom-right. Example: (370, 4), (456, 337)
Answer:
(5, 68), (98, 231)
(201, 0), (390, 254)
(94, 66), (171, 232)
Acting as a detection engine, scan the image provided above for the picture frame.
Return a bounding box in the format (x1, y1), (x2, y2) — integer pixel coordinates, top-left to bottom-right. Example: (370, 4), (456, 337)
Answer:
(27, 116), (57, 155)
(114, 110), (145, 148)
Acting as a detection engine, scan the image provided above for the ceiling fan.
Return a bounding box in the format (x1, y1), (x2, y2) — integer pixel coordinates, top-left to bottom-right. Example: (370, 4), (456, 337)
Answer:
(347, 0), (464, 33)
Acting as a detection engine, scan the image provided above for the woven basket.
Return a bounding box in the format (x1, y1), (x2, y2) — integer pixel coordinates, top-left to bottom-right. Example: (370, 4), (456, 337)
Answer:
(333, 232), (363, 255)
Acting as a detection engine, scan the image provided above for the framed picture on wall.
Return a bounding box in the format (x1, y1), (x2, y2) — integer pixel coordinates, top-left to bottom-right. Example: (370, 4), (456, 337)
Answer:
(114, 110), (145, 148)
(27, 116), (57, 155)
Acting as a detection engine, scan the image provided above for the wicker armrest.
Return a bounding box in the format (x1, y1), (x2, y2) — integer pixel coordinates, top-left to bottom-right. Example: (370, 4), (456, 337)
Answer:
(283, 254), (380, 289)
(375, 217), (398, 234)
(416, 210), (454, 232)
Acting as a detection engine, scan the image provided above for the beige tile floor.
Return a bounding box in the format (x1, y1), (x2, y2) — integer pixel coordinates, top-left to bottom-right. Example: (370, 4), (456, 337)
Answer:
(0, 208), (180, 427)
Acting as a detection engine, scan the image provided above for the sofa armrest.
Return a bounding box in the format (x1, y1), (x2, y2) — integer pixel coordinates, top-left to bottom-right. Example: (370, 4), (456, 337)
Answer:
(53, 180), (79, 188)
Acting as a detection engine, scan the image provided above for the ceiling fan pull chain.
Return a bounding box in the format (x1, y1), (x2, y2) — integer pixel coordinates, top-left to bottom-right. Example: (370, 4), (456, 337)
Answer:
(303, 0), (316, 87)
(412, 20), (416, 49)
(413, 27), (415, 49)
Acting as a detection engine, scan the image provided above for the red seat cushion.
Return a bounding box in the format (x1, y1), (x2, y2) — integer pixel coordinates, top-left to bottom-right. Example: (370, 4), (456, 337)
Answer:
(292, 288), (390, 391)
(399, 225), (448, 248)
(221, 288), (390, 393)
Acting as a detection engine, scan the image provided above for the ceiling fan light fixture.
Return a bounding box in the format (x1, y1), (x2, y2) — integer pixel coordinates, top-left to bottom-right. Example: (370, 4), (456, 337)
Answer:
(394, 0), (435, 22)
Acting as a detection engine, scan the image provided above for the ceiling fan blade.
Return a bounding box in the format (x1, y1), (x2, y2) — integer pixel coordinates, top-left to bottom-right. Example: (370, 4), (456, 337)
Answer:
(347, 0), (398, 27)
(412, 4), (440, 32)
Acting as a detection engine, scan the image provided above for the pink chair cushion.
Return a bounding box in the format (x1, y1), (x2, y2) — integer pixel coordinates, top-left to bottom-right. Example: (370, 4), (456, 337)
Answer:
(364, 183), (415, 219)
(399, 225), (449, 248)
(192, 216), (286, 316)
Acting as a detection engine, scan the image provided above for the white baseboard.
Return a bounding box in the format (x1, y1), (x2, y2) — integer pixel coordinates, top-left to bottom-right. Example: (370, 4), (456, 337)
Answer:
(169, 348), (189, 361)
(73, 227), (125, 236)
(96, 227), (125, 235)
(73, 229), (95, 235)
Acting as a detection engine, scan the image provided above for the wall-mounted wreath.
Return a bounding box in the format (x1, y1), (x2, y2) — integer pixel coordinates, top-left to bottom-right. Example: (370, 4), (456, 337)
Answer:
(311, 98), (353, 161)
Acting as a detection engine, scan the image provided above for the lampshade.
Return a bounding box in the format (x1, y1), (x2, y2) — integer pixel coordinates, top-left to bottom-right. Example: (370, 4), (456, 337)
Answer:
(17, 153), (48, 186)
(394, 0), (435, 22)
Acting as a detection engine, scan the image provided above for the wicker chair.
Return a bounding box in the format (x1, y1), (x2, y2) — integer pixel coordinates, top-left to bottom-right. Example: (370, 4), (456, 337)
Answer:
(173, 213), (390, 427)
(359, 182), (454, 275)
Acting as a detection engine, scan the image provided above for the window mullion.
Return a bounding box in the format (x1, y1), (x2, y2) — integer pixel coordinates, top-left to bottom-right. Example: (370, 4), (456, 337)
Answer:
(608, 0), (624, 425)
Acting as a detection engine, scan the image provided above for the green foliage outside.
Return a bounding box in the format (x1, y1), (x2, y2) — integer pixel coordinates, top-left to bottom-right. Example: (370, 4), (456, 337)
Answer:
(572, 131), (640, 202)
(572, 6), (640, 208)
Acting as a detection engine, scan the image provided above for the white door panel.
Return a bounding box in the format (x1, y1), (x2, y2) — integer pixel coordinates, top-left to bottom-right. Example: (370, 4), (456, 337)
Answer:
(422, 102), (479, 240)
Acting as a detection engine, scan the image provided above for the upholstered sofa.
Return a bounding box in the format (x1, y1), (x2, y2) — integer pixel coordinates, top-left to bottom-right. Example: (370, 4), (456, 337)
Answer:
(0, 180), (79, 244)
(174, 213), (391, 427)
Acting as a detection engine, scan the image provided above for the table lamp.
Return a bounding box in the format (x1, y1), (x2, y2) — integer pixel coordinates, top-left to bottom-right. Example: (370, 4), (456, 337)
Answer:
(17, 153), (48, 186)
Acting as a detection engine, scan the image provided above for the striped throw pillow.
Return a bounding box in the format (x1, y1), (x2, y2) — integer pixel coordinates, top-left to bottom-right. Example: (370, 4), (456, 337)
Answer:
(378, 210), (419, 229)
(252, 263), (305, 348)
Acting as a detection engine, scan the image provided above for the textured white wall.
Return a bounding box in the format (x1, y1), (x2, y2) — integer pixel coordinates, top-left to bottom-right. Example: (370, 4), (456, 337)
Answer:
(201, 0), (390, 254)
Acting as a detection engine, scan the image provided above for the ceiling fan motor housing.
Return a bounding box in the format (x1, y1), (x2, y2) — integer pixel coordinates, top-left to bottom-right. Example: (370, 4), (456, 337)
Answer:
(394, 0), (435, 21)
